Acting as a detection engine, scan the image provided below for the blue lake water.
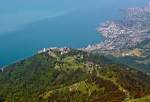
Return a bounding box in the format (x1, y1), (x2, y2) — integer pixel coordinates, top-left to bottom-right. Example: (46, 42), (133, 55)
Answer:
(0, 0), (149, 66)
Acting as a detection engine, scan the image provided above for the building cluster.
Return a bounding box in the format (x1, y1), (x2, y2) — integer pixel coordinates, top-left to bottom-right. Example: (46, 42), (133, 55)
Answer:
(38, 47), (71, 56)
(84, 2), (150, 52)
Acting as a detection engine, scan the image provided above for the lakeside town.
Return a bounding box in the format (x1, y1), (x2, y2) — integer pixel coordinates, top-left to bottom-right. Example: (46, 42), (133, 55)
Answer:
(38, 2), (150, 59)
(84, 2), (150, 53)
(1, 1), (150, 71)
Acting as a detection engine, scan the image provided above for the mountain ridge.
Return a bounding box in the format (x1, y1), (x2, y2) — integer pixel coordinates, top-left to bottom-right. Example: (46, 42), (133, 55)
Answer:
(0, 48), (150, 102)
(0, 1), (150, 102)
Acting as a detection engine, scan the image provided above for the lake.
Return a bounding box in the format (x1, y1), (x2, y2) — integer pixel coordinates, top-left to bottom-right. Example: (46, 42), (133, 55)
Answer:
(0, 0), (149, 66)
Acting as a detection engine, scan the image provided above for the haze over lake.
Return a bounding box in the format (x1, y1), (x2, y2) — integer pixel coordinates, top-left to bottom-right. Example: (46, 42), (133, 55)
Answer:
(0, 0), (149, 66)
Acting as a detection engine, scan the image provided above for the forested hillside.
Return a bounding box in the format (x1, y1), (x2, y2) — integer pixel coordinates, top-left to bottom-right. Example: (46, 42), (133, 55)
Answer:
(0, 49), (150, 102)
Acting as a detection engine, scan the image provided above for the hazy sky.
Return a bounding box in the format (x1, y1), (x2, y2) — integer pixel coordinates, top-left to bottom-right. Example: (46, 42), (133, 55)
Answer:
(0, 0), (149, 35)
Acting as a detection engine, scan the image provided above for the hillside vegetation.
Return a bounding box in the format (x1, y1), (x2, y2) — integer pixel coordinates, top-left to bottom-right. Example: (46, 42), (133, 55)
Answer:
(0, 49), (150, 102)
(128, 96), (150, 102)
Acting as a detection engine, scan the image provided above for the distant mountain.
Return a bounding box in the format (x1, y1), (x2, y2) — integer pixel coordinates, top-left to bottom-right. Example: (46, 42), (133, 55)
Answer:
(0, 49), (150, 102)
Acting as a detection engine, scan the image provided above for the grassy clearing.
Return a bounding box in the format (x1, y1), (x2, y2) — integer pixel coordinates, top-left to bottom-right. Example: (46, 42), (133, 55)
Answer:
(128, 96), (150, 102)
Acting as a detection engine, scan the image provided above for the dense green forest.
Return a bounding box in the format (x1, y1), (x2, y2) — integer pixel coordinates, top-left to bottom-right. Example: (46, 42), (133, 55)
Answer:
(0, 49), (150, 102)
